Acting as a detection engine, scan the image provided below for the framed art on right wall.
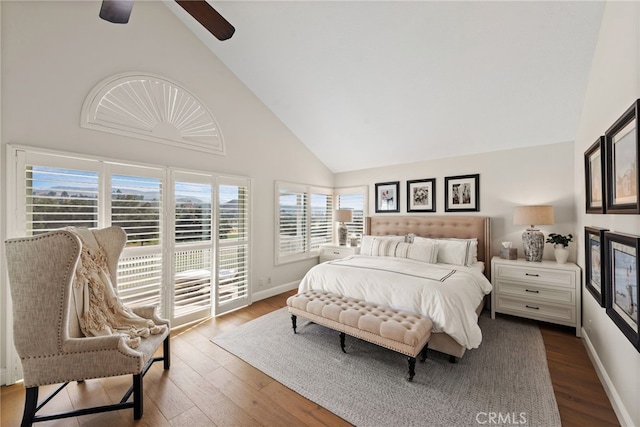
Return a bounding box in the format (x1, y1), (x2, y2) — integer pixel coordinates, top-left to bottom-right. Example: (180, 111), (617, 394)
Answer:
(605, 99), (640, 214)
(604, 231), (640, 351)
(585, 226), (608, 307)
(585, 136), (606, 214)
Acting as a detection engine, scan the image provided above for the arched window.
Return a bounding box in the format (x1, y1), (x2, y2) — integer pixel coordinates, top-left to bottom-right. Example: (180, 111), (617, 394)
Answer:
(81, 72), (225, 155)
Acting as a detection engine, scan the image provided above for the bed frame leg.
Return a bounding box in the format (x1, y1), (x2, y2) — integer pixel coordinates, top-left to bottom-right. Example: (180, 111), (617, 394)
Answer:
(449, 355), (458, 364)
(407, 357), (416, 382)
(339, 332), (346, 353)
(291, 315), (297, 334)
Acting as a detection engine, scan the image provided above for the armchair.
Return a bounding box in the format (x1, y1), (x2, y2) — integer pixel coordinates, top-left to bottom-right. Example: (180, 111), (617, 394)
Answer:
(4, 226), (170, 426)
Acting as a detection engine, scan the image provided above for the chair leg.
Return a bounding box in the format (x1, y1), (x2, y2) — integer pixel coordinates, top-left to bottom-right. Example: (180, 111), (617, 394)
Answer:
(163, 336), (171, 370)
(133, 374), (143, 420)
(21, 387), (38, 427)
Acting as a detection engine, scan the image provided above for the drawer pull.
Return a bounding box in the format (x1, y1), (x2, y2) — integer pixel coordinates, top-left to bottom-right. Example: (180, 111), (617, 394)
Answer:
(525, 273), (540, 277)
(333, 251), (340, 255)
(525, 305), (540, 310)
(525, 289), (539, 294)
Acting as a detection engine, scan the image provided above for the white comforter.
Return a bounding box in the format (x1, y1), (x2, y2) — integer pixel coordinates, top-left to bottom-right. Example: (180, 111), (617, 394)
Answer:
(298, 255), (493, 349)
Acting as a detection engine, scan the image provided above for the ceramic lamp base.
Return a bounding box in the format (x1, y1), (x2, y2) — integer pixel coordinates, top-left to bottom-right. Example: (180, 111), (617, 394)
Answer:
(522, 229), (544, 262)
(338, 223), (348, 246)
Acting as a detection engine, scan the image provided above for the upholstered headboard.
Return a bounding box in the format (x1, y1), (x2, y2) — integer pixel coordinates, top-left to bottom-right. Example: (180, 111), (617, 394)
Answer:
(365, 215), (491, 278)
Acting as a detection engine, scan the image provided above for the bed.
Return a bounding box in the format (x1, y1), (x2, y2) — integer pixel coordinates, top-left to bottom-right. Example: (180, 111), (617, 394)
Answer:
(298, 215), (492, 361)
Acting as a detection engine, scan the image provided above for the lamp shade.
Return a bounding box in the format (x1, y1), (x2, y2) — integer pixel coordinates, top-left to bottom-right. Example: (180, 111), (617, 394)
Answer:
(335, 209), (353, 223)
(513, 205), (554, 228)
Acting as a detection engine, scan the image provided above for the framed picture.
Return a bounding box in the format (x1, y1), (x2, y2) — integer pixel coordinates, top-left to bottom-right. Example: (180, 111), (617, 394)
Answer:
(585, 226), (608, 307)
(407, 179), (436, 212)
(375, 181), (400, 213)
(605, 99), (640, 214)
(585, 137), (606, 214)
(604, 231), (640, 351)
(444, 174), (479, 212)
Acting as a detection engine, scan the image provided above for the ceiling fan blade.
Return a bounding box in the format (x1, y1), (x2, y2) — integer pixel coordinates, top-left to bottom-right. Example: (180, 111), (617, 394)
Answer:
(99, 0), (134, 24)
(176, 1), (235, 41)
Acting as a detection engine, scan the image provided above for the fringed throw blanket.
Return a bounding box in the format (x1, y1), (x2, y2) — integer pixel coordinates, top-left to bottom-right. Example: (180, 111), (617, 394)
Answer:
(67, 227), (166, 349)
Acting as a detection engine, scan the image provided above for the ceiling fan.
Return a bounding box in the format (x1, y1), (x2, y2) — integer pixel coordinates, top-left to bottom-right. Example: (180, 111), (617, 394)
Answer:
(99, 0), (235, 41)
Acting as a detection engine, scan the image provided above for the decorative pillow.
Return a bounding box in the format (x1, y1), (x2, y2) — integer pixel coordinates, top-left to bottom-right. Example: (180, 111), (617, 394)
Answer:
(413, 236), (477, 266)
(360, 235), (405, 256)
(369, 237), (401, 257)
(394, 241), (439, 264)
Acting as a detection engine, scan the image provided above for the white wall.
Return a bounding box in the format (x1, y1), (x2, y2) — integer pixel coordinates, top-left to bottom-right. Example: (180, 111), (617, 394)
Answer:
(573, 2), (640, 426)
(0, 1), (332, 382)
(335, 141), (577, 262)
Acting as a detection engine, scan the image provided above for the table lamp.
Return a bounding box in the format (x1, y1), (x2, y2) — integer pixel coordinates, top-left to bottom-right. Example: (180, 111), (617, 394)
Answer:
(513, 205), (554, 262)
(335, 209), (353, 246)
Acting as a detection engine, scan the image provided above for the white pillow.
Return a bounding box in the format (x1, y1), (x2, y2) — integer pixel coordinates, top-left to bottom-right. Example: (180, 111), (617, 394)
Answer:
(360, 235), (405, 256)
(368, 237), (402, 257)
(413, 236), (477, 266)
(395, 241), (439, 264)
(445, 238), (478, 264)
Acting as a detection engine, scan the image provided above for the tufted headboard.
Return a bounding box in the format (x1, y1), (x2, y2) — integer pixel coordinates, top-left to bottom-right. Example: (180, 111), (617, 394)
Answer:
(365, 215), (491, 279)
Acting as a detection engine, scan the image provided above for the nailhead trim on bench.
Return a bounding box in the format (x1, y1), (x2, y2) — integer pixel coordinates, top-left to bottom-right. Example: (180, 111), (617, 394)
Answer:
(286, 289), (433, 381)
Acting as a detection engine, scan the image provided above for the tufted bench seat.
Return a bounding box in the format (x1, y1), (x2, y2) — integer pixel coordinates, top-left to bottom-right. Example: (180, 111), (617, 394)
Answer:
(286, 289), (433, 381)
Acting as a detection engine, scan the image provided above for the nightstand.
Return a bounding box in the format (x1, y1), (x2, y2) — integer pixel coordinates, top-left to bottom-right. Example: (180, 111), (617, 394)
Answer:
(319, 244), (360, 263)
(491, 256), (581, 337)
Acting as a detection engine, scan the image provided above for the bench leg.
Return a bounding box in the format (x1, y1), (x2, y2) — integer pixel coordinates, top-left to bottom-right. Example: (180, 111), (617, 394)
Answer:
(407, 357), (416, 382)
(419, 343), (428, 363)
(291, 315), (297, 334)
(339, 332), (346, 353)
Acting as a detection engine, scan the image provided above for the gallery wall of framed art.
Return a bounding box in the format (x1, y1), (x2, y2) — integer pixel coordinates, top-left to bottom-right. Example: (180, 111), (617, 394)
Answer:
(373, 174), (480, 214)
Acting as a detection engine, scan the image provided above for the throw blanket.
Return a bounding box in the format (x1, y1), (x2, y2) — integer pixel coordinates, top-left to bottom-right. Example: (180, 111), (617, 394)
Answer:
(298, 255), (492, 349)
(67, 227), (166, 349)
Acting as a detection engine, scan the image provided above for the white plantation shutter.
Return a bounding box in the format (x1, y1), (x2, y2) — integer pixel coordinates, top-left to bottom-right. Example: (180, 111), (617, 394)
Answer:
(276, 182), (333, 264)
(111, 173), (162, 247)
(336, 187), (367, 240)
(175, 180), (212, 243)
(217, 178), (250, 314)
(310, 191), (333, 250)
(109, 166), (165, 314)
(277, 184), (308, 262)
(172, 176), (214, 323)
(24, 165), (99, 235)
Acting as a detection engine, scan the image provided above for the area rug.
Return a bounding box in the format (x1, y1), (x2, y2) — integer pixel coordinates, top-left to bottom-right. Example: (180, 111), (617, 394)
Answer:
(212, 308), (561, 427)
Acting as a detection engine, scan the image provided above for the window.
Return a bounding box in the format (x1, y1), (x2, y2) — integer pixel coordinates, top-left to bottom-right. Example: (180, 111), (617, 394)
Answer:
(10, 147), (250, 326)
(172, 175), (213, 323)
(335, 186), (368, 240)
(25, 166), (99, 234)
(217, 177), (250, 314)
(276, 182), (333, 264)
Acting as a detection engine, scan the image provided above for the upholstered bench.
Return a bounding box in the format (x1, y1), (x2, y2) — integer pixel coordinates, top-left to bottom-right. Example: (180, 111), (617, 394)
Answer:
(286, 290), (433, 381)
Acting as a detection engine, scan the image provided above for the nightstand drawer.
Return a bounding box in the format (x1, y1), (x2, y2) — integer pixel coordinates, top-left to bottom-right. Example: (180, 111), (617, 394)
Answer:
(319, 245), (360, 263)
(495, 295), (576, 324)
(322, 247), (356, 258)
(494, 265), (575, 287)
(494, 280), (575, 305)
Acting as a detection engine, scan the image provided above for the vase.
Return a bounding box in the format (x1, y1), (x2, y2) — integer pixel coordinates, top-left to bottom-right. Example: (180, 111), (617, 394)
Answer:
(554, 244), (569, 264)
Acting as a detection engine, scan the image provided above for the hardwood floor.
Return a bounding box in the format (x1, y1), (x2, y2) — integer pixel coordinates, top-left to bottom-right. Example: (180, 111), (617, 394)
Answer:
(1, 290), (619, 427)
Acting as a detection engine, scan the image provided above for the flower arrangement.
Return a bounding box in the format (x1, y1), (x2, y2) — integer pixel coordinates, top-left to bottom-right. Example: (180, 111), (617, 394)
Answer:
(546, 233), (573, 247)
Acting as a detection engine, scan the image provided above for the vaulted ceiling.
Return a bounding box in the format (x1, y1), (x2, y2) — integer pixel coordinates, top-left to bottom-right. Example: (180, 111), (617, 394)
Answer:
(166, 1), (605, 173)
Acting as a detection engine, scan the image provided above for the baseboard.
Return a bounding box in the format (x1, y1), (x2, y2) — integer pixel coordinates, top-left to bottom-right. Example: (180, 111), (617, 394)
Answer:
(252, 280), (299, 303)
(581, 327), (633, 426)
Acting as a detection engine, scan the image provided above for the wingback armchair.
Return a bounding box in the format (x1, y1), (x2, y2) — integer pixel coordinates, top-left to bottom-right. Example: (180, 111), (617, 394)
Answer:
(4, 226), (170, 426)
